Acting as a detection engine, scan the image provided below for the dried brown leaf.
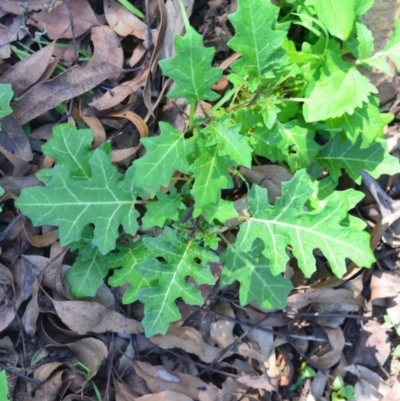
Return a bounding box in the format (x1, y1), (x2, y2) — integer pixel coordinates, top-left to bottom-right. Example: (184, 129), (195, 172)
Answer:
(310, 328), (344, 370)
(349, 320), (390, 367)
(346, 365), (390, 399)
(65, 337), (108, 379)
(143, 0), (167, 116)
(28, 0), (99, 39)
(34, 362), (66, 401)
(236, 374), (278, 392)
(370, 271), (400, 301)
(90, 72), (147, 110)
(0, 41), (56, 96)
(13, 62), (124, 125)
(80, 114), (106, 147)
(23, 223), (58, 247)
(104, 0), (146, 37)
(161, 0), (194, 60)
(0, 264), (15, 331)
(109, 110), (149, 138)
(22, 278), (40, 336)
(0, 115), (32, 161)
(53, 300), (143, 335)
(150, 326), (220, 363)
(112, 146), (140, 162)
(0, 0), (63, 14)
(135, 391), (194, 401)
(87, 26), (123, 80)
(287, 288), (364, 310)
(239, 165), (293, 204)
(134, 361), (220, 401)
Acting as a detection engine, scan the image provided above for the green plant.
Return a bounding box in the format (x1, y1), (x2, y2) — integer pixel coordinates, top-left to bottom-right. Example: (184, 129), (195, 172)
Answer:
(15, 0), (400, 336)
(0, 370), (11, 401)
(331, 376), (356, 401)
(73, 362), (102, 401)
(0, 83), (13, 123)
(288, 363), (316, 391)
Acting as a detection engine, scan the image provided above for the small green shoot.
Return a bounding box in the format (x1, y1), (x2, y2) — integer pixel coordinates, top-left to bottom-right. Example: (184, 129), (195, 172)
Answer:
(288, 363), (316, 391)
(0, 83), (13, 120)
(73, 361), (102, 401)
(0, 370), (11, 401)
(331, 376), (357, 401)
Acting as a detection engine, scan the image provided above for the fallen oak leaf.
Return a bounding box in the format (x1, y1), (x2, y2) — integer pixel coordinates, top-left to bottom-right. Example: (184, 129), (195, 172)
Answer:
(87, 26), (124, 81)
(150, 326), (220, 363)
(53, 300), (143, 335)
(28, 0), (99, 39)
(134, 361), (220, 401)
(0, 41), (56, 97)
(13, 62), (126, 125)
(65, 337), (108, 380)
(0, 114), (33, 161)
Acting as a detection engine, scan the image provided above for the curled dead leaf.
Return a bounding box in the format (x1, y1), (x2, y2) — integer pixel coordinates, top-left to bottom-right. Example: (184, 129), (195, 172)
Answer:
(13, 62), (125, 126)
(109, 110), (149, 138)
(150, 326), (220, 363)
(28, 0), (99, 39)
(0, 41), (56, 96)
(310, 327), (345, 370)
(53, 300), (143, 335)
(87, 25), (124, 81)
(104, 0), (146, 38)
(134, 361), (220, 401)
(65, 337), (108, 380)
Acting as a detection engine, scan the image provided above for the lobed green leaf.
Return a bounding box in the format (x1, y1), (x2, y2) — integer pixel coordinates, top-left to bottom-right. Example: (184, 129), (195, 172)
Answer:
(235, 169), (375, 278)
(129, 122), (191, 193)
(228, 0), (288, 90)
(317, 135), (400, 184)
(159, 27), (222, 103)
(221, 240), (293, 309)
(136, 227), (217, 336)
(311, 0), (355, 41)
(16, 148), (139, 254)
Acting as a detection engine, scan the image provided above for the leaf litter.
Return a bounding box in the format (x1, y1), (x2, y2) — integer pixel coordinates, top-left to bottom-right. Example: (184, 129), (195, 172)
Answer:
(0, 1), (400, 401)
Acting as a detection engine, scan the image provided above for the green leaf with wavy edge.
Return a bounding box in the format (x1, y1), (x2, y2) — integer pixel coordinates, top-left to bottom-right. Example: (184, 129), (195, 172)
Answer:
(189, 142), (234, 208)
(108, 239), (155, 304)
(41, 123), (94, 179)
(227, 0), (288, 90)
(304, 52), (377, 122)
(327, 98), (389, 146)
(130, 122), (191, 193)
(354, 0), (374, 16)
(0, 370), (11, 401)
(66, 245), (109, 299)
(221, 240), (293, 309)
(142, 188), (185, 229)
(204, 116), (252, 168)
(197, 197), (238, 224)
(235, 169), (375, 278)
(252, 120), (321, 171)
(316, 135), (400, 184)
(0, 83), (13, 119)
(363, 19), (400, 76)
(310, 0), (355, 41)
(158, 26), (221, 103)
(354, 23), (374, 59)
(16, 148), (139, 254)
(136, 227), (217, 336)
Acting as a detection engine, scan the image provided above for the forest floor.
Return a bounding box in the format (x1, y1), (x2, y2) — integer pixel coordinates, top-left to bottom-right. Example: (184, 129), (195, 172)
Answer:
(1, 1), (400, 400)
